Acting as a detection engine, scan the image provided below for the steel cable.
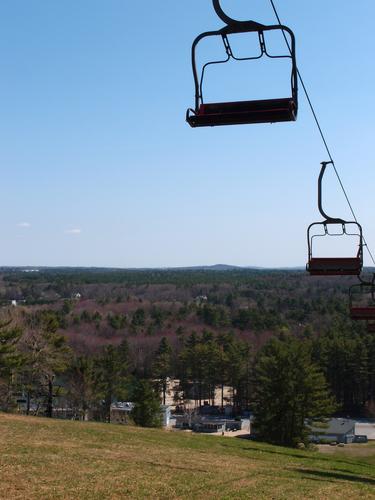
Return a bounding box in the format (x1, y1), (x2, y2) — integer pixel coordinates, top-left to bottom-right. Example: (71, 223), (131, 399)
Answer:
(269, 0), (375, 266)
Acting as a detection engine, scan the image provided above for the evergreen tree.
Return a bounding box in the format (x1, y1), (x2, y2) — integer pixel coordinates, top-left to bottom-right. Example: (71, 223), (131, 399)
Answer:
(179, 332), (215, 406)
(237, 342), (253, 411)
(203, 334), (222, 406)
(131, 379), (162, 427)
(0, 322), (23, 410)
(223, 336), (249, 410)
(94, 340), (129, 422)
(152, 337), (172, 405)
(0, 322), (22, 378)
(313, 329), (371, 413)
(252, 336), (336, 447)
(131, 308), (145, 330)
(178, 332), (199, 404)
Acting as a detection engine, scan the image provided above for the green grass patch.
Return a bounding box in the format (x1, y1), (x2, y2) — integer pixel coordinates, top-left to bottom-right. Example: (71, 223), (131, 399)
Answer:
(1, 413), (375, 499)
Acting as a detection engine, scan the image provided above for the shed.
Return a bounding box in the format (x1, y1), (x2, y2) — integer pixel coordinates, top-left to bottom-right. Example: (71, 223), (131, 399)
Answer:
(110, 402), (134, 424)
(310, 418), (356, 444)
(193, 420), (226, 433)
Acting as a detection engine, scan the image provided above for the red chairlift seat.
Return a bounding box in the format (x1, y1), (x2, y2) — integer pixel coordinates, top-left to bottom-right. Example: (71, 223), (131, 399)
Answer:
(350, 307), (375, 321)
(307, 257), (362, 276)
(186, 17), (298, 128)
(349, 282), (375, 321)
(306, 220), (363, 277)
(186, 97), (297, 127)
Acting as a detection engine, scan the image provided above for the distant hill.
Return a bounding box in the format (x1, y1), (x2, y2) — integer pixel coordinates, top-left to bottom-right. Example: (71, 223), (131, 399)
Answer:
(0, 264), (301, 272)
(166, 264), (244, 271)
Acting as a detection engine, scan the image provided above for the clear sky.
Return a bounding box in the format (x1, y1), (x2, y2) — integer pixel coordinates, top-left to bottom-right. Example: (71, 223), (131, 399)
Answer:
(0, 0), (374, 268)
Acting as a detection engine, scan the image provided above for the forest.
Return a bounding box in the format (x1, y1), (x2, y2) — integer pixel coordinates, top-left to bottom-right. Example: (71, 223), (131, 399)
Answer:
(0, 267), (375, 432)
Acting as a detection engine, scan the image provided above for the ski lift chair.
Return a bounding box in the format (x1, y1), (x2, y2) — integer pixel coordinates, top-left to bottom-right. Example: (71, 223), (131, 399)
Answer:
(307, 162), (363, 276)
(186, 1), (298, 127)
(307, 223), (363, 276)
(349, 281), (375, 321)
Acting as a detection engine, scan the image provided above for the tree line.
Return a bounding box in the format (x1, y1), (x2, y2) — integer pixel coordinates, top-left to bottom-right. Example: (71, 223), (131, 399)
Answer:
(1, 307), (375, 446)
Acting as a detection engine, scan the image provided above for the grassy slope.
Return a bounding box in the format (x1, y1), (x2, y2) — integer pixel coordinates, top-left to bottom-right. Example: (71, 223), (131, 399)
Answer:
(1, 414), (375, 499)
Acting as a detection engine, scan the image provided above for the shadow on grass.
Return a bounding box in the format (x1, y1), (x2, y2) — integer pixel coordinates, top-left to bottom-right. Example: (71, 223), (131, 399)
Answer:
(223, 439), (325, 461)
(220, 439), (372, 470)
(294, 468), (375, 486)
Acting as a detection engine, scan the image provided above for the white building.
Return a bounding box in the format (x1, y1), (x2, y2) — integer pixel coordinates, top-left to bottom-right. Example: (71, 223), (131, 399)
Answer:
(355, 422), (375, 440)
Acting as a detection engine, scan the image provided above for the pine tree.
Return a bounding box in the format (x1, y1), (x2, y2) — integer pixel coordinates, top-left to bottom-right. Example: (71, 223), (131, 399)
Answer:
(131, 379), (162, 428)
(313, 329), (370, 413)
(0, 322), (23, 410)
(0, 322), (22, 378)
(152, 337), (172, 405)
(224, 337), (247, 410)
(178, 332), (200, 405)
(252, 336), (336, 447)
(94, 340), (129, 422)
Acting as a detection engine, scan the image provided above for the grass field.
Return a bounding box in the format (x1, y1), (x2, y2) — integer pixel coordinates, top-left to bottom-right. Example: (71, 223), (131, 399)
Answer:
(1, 413), (375, 499)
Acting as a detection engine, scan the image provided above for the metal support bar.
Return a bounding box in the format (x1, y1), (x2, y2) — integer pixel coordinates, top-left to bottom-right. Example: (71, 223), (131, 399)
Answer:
(222, 35), (233, 57)
(258, 32), (266, 54)
(318, 161), (344, 222)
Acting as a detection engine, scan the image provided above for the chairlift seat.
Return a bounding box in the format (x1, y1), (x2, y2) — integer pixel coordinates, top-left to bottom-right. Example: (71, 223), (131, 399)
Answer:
(307, 257), (362, 276)
(350, 307), (375, 321)
(187, 98), (297, 127)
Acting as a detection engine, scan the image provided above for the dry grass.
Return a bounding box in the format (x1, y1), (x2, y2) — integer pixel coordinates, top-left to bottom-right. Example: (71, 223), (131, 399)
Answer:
(1, 413), (375, 499)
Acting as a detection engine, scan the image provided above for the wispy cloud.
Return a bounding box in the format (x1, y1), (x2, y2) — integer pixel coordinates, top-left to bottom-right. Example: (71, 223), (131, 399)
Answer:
(17, 222), (31, 228)
(65, 228), (82, 235)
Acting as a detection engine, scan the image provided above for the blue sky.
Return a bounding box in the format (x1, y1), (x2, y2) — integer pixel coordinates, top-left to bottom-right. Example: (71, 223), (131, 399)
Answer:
(0, 0), (374, 267)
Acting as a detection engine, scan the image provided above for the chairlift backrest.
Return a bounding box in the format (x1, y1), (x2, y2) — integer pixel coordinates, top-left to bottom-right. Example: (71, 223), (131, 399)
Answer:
(307, 221), (363, 276)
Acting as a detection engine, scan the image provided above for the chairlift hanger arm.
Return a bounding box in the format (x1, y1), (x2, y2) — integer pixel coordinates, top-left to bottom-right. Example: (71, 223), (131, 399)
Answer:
(213, 0), (242, 26)
(211, 0), (295, 37)
(212, 0), (269, 30)
(318, 161), (345, 223)
(211, 0), (296, 37)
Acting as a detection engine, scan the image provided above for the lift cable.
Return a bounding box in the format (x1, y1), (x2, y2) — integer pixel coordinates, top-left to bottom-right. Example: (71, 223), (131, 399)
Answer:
(269, 0), (375, 266)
